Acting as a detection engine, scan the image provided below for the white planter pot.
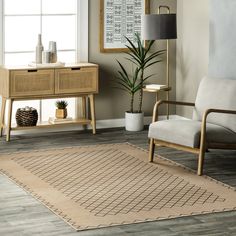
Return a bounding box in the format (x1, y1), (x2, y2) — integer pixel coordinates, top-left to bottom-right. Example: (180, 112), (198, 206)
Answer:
(125, 112), (144, 131)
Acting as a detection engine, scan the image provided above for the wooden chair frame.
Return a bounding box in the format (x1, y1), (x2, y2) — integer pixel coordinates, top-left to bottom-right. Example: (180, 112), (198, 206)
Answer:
(149, 100), (236, 175)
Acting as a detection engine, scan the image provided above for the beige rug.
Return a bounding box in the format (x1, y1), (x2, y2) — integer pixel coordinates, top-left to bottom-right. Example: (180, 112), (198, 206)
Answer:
(0, 143), (236, 231)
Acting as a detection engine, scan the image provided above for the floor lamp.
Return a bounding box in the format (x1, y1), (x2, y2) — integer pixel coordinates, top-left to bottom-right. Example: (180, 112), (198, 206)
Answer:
(142, 6), (177, 118)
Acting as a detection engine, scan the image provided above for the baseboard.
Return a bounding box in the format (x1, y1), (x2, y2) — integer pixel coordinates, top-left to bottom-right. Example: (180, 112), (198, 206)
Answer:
(95, 115), (185, 129)
(10, 115), (186, 135)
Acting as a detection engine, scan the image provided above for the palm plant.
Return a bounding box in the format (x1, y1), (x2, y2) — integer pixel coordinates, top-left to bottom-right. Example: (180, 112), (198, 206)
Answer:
(125, 33), (164, 112)
(117, 61), (149, 113)
(116, 33), (164, 113)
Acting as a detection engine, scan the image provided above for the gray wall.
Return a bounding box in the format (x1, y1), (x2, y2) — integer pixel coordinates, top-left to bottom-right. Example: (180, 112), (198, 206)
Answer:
(176, 0), (209, 118)
(176, 0), (236, 118)
(209, 0), (236, 79)
(89, 0), (177, 120)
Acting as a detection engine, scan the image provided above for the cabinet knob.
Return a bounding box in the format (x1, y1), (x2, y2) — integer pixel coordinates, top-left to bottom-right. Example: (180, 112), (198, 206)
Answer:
(71, 67), (81, 71)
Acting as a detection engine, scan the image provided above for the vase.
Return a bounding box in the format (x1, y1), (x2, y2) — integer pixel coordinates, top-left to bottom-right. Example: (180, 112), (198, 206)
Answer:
(56, 109), (67, 119)
(125, 112), (144, 131)
(49, 41), (57, 63)
(35, 34), (44, 64)
(42, 50), (51, 64)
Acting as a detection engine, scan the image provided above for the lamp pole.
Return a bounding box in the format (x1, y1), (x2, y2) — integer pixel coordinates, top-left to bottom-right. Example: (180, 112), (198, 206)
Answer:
(158, 6), (171, 119)
(142, 5), (177, 119)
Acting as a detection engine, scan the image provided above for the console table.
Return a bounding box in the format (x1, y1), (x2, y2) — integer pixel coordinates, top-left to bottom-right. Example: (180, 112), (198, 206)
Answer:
(0, 63), (99, 141)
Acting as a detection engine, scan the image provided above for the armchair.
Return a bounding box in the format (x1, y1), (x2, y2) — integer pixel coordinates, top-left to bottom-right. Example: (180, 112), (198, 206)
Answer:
(148, 77), (236, 175)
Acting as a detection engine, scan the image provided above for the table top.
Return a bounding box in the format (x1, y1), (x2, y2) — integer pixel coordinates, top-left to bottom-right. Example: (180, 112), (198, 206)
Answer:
(0, 62), (98, 70)
(143, 86), (171, 93)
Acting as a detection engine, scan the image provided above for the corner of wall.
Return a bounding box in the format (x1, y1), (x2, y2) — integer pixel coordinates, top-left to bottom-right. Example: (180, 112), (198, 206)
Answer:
(176, 0), (209, 118)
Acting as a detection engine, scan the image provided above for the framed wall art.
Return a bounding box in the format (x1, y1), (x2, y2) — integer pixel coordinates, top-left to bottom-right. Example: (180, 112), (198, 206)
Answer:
(100, 0), (150, 53)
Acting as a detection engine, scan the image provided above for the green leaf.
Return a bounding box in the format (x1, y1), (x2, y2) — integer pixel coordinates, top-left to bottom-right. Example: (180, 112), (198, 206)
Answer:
(125, 36), (138, 53)
(143, 74), (155, 82)
(144, 40), (155, 57)
(117, 72), (132, 87)
(145, 60), (163, 69)
(116, 81), (131, 91)
(117, 60), (128, 77)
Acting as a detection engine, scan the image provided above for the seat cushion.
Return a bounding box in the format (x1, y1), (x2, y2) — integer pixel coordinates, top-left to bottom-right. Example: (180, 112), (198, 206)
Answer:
(148, 120), (236, 148)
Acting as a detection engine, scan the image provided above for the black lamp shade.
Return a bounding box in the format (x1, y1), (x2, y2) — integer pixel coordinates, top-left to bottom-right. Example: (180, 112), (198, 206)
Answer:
(142, 14), (177, 40)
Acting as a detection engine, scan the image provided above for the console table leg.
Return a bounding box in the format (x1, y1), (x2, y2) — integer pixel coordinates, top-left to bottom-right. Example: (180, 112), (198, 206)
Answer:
(0, 97), (6, 137)
(6, 99), (13, 142)
(82, 96), (87, 130)
(89, 94), (96, 134)
(82, 96), (87, 118)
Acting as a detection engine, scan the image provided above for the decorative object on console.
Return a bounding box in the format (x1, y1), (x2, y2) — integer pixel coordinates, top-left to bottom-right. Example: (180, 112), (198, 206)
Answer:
(55, 100), (68, 119)
(16, 107), (38, 127)
(35, 34), (44, 64)
(49, 41), (57, 63)
(42, 50), (51, 64)
(142, 5), (177, 118)
(48, 117), (73, 124)
(116, 33), (164, 131)
(35, 35), (58, 64)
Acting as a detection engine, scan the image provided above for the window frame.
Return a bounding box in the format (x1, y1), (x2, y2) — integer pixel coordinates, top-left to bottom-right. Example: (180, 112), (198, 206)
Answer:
(0, 0), (88, 64)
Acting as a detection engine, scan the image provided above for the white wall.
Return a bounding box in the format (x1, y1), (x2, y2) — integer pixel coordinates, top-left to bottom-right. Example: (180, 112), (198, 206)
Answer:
(209, 0), (236, 79)
(176, 0), (209, 118)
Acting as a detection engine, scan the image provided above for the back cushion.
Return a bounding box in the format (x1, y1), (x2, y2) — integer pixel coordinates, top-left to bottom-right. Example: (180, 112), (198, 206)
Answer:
(192, 77), (236, 132)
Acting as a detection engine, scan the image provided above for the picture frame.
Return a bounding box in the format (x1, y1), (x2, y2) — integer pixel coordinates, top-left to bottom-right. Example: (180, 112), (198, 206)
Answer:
(100, 0), (150, 53)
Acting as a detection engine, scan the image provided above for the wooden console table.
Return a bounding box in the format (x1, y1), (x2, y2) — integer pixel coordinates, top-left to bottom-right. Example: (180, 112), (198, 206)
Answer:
(0, 63), (99, 141)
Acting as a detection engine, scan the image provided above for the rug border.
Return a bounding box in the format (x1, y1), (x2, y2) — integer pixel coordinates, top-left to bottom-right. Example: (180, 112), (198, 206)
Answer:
(0, 142), (236, 231)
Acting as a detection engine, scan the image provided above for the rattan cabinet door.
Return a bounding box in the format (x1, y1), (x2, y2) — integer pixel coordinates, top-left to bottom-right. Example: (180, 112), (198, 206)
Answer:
(10, 69), (54, 97)
(55, 67), (98, 94)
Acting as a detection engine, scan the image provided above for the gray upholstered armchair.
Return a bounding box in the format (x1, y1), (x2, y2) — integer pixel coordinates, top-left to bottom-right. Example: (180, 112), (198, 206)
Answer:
(148, 77), (236, 175)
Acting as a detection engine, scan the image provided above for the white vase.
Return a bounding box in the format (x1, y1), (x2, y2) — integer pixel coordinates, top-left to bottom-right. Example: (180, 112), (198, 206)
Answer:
(49, 41), (57, 63)
(35, 34), (44, 64)
(125, 112), (144, 131)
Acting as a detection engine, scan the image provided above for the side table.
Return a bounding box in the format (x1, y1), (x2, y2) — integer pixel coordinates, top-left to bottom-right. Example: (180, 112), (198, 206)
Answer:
(143, 86), (171, 119)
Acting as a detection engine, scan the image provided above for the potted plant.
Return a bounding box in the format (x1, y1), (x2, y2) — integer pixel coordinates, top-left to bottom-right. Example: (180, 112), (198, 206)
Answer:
(116, 33), (164, 131)
(55, 100), (68, 119)
(116, 63), (144, 131)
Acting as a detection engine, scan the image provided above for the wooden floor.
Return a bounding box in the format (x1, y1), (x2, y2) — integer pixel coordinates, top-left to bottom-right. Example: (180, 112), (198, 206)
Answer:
(0, 128), (236, 236)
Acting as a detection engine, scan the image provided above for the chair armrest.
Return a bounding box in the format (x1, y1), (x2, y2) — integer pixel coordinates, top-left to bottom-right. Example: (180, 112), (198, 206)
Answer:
(152, 100), (195, 122)
(204, 108), (236, 117)
(199, 108), (236, 152)
(201, 108), (236, 132)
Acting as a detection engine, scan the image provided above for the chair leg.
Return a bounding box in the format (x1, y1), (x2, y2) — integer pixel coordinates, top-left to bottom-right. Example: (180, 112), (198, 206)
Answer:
(197, 148), (205, 176)
(149, 138), (155, 162)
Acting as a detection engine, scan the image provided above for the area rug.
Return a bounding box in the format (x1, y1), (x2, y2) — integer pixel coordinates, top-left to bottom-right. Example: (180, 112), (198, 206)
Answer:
(0, 143), (236, 231)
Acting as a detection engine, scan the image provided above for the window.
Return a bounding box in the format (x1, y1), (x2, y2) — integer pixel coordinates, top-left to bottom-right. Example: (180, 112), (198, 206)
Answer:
(0, 0), (88, 123)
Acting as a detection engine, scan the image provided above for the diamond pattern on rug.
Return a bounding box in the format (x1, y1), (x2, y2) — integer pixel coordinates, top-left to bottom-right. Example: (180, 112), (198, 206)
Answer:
(12, 148), (225, 217)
